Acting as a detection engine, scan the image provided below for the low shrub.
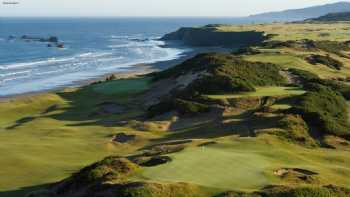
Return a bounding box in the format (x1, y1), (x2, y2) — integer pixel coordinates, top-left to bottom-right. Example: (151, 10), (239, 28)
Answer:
(314, 40), (350, 57)
(71, 157), (138, 185)
(232, 47), (261, 55)
(293, 84), (350, 137)
(147, 99), (210, 117)
(306, 54), (343, 70)
(305, 79), (350, 100)
(288, 68), (319, 82)
(147, 100), (174, 118)
(117, 182), (206, 197)
(262, 185), (350, 197)
(277, 115), (317, 147)
(217, 185), (350, 197)
(151, 53), (286, 87)
(174, 99), (210, 115)
(183, 75), (255, 96)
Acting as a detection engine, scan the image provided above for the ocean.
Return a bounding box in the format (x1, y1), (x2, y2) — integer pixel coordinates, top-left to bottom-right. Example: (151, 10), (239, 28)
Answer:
(0, 17), (250, 96)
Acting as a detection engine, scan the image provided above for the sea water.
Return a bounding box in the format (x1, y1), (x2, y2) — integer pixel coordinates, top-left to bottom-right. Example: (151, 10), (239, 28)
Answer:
(0, 17), (249, 96)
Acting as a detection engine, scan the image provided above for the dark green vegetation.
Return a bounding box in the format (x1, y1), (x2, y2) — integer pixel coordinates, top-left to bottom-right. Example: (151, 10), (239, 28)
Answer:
(305, 78), (350, 99)
(287, 68), (319, 82)
(217, 185), (350, 197)
(149, 53), (286, 116)
(306, 54), (343, 70)
(309, 11), (350, 22)
(153, 53), (286, 92)
(161, 27), (266, 47)
(293, 84), (350, 138)
(275, 115), (317, 147)
(313, 41), (350, 57)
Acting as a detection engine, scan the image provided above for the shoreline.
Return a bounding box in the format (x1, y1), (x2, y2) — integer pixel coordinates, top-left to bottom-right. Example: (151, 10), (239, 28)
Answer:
(0, 46), (230, 101)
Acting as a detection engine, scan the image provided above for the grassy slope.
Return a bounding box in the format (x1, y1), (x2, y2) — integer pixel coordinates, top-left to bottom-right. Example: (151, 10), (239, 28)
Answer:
(218, 22), (350, 79)
(139, 136), (350, 192)
(0, 78), (153, 195)
(216, 23), (350, 41)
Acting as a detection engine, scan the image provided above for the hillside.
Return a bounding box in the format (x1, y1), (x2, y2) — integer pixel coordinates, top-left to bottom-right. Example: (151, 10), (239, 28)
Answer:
(161, 26), (266, 47)
(249, 1), (350, 22)
(307, 11), (350, 22)
(2, 22), (350, 197)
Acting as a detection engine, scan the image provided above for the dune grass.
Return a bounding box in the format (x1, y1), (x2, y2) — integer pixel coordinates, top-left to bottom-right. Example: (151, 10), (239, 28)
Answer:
(139, 136), (350, 192)
(205, 86), (305, 99)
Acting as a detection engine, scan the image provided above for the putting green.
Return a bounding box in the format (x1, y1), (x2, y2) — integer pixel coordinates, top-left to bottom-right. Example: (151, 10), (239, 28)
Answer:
(141, 145), (270, 190)
(92, 77), (151, 95)
(140, 137), (350, 191)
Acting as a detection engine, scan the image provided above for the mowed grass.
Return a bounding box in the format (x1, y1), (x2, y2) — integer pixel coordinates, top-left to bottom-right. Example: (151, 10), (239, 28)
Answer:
(216, 22), (350, 41)
(205, 86), (305, 99)
(0, 77), (153, 196)
(92, 77), (151, 95)
(139, 136), (350, 192)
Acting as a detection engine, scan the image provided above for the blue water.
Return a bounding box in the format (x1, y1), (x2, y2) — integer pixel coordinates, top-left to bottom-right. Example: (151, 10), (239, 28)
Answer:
(0, 17), (250, 96)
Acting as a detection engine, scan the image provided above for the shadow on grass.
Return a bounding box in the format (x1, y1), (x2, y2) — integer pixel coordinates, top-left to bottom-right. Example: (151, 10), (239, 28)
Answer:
(0, 183), (51, 197)
(154, 108), (284, 142)
(6, 116), (36, 130)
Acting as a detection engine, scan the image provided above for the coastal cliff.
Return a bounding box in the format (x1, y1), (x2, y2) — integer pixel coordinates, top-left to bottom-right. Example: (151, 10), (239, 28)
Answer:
(161, 26), (267, 47)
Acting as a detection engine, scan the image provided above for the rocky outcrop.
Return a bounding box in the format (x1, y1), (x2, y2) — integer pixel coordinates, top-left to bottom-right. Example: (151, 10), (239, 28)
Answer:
(21, 35), (59, 43)
(13, 35), (64, 48)
(161, 27), (266, 47)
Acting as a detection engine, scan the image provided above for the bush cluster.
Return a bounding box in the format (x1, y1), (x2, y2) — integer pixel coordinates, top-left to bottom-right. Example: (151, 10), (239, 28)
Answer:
(183, 75), (255, 96)
(277, 115), (317, 147)
(151, 53), (286, 87)
(147, 99), (210, 117)
(148, 53), (287, 117)
(305, 79), (350, 99)
(232, 47), (261, 55)
(314, 40), (350, 57)
(293, 84), (350, 137)
(306, 54), (343, 70)
(288, 68), (319, 82)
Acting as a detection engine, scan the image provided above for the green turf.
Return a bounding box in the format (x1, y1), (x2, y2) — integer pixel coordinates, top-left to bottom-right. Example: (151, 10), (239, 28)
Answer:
(216, 23), (350, 41)
(92, 77), (151, 95)
(0, 77), (154, 196)
(139, 136), (350, 191)
(205, 86), (305, 99)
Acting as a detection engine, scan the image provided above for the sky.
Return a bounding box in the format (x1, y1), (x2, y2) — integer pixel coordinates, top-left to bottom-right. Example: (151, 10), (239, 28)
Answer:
(0, 0), (348, 17)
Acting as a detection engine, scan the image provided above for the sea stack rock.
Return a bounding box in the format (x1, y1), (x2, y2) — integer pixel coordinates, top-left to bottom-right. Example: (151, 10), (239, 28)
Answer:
(161, 26), (267, 47)
(48, 36), (58, 43)
(57, 43), (64, 48)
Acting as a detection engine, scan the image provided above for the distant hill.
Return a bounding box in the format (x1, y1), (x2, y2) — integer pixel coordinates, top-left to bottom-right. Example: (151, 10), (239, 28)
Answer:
(307, 12), (350, 21)
(249, 1), (350, 22)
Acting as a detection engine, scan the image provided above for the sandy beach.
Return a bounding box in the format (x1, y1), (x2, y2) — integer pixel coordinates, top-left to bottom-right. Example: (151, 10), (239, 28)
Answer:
(0, 46), (230, 101)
